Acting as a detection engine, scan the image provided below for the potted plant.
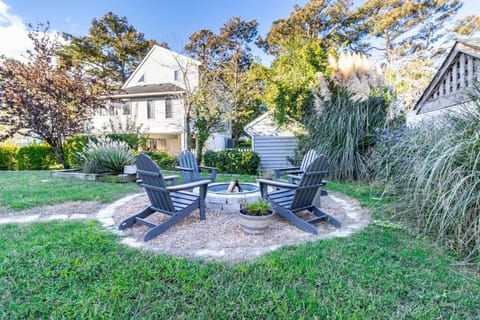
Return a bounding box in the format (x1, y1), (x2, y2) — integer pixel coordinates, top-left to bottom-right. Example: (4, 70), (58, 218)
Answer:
(239, 199), (274, 235)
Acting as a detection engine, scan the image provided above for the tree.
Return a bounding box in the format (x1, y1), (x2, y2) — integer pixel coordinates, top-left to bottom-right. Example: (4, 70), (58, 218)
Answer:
(260, 0), (371, 124)
(0, 28), (102, 168)
(258, 0), (367, 55)
(58, 12), (154, 91)
(452, 15), (480, 37)
(357, 0), (462, 64)
(262, 37), (326, 123)
(185, 17), (263, 145)
(354, 0), (462, 110)
(185, 29), (223, 160)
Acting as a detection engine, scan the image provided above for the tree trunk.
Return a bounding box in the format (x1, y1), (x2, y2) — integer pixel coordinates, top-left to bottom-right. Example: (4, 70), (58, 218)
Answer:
(195, 128), (210, 165)
(51, 145), (69, 169)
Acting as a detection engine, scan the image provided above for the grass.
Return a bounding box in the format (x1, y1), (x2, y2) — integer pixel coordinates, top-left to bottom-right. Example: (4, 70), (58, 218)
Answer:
(0, 171), (140, 211)
(0, 171), (479, 318)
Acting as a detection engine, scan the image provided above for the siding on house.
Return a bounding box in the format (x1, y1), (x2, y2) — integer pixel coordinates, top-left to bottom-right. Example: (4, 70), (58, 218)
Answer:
(245, 113), (300, 170)
(90, 45), (200, 154)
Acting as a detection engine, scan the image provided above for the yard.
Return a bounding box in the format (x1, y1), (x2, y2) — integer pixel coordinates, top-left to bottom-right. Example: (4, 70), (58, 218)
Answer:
(0, 171), (479, 319)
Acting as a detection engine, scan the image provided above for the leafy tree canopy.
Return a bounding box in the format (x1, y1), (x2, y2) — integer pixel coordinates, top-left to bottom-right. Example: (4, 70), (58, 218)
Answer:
(58, 12), (155, 92)
(0, 26), (102, 168)
(258, 0), (366, 55)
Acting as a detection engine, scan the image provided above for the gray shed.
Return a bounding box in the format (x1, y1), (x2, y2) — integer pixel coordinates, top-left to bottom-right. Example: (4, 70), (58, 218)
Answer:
(244, 113), (299, 170)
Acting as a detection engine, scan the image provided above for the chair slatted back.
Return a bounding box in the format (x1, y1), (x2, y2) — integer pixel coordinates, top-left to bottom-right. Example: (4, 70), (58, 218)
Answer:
(136, 153), (175, 212)
(299, 149), (318, 172)
(178, 150), (200, 182)
(290, 155), (328, 210)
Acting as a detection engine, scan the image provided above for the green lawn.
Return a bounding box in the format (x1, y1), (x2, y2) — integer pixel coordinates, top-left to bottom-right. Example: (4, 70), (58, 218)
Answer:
(0, 171), (479, 319)
(0, 171), (140, 211)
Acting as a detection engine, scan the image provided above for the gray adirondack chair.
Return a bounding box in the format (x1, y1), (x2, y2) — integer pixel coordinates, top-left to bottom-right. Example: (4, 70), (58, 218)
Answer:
(258, 155), (340, 234)
(177, 150), (217, 183)
(274, 149), (318, 183)
(119, 153), (210, 241)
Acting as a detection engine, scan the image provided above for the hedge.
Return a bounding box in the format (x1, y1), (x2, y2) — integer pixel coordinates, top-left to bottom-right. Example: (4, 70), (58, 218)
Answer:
(203, 150), (260, 175)
(0, 144), (18, 170)
(142, 151), (178, 170)
(17, 145), (57, 170)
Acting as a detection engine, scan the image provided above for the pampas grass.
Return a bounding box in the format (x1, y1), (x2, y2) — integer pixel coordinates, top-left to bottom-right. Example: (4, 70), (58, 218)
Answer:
(370, 102), (480, 260)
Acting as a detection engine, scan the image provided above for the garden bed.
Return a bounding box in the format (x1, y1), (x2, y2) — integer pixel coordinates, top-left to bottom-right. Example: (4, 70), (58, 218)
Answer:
(51, 169), (136, 183)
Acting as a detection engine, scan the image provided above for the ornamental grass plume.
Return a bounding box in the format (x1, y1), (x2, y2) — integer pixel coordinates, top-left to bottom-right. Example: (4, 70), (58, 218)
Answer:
(315, 52), (384, 104)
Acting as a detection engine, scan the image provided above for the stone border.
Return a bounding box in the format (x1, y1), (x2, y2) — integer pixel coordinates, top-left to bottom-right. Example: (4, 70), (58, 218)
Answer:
(0, 192), (371, 262)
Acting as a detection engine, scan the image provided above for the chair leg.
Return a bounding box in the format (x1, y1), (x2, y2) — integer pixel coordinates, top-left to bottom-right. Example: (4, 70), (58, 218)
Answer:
(119, 207), (155, 230)
(311, 207), (341, 228)
(270, 202), (318, 235)
(198, 184), (207, 220)
(144, 200), (201, 241)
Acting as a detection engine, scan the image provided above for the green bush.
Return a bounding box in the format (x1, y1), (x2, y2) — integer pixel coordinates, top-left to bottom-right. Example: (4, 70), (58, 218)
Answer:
(142, 151), (178, 170)
(203, 150), (260, 175)
(0, 144), (18, 170)
(76, 138), (135, 174)
(17, 144), (57, 170)
(106, 133), (147, 151)
(64, 135), (92, 168)
(299, 90), (388, 181)
(369, 103), (480, 260)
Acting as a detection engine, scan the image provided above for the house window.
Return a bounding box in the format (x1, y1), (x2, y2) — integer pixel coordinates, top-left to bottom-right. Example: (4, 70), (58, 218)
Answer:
(165, 98), (172, 118)
(138, 74), (145, 83)
(174, 70), (180, 81)
(121, 101), (131, 115)
(147, 100), (155, 119)
(148, 138), (166, 150)
(158, 138), (167, 149)
(109, 103), (119, 116)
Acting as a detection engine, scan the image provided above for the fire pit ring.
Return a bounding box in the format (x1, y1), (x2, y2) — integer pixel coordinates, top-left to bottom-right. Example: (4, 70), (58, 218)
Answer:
(203, 182), (261, 212)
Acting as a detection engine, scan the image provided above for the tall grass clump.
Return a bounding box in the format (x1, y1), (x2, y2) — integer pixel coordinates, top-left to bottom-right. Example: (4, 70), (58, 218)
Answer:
(370, 102), (480, 261)
(75, 137), (135, 174)
(298, 52), (389, 181)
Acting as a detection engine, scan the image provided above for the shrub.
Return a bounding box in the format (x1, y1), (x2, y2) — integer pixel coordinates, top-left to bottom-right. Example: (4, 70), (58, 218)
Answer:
(106, 133), (147, 151)
(76, 138), (135, 174)
(0, 144), (18, 170)
(369, 104), (480, 260)
(17, 144), (57, 170)
(203, 150), (260, 175)
(64, 135), (92, 168)
(142, 151), (178, 170)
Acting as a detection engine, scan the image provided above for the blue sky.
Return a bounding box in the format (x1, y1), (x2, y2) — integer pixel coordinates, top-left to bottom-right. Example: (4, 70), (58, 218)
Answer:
(0, 0), (478, 64)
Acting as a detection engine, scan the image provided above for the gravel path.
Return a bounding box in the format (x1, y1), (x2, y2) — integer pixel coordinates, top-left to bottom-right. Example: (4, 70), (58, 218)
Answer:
(0, 191), (371, 263)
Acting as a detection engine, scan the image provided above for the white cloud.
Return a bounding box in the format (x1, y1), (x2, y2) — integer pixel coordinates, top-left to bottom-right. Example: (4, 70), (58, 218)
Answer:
(0, 0), (32, 61)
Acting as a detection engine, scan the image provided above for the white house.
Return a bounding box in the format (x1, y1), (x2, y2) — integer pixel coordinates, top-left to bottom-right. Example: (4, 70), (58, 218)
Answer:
(244, 113), (300, 170)
(408, 39), (480, 126)
(91, 45), (200, 154)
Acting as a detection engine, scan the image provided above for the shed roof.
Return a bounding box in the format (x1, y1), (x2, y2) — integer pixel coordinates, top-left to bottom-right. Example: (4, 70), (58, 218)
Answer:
(244, 113), (300, 137)
(414, 38), (480, 114)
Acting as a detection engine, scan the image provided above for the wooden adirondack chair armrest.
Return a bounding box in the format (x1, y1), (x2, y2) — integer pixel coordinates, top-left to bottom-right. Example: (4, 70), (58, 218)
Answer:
(285, 169), (303, 175)
(166, 179), (210, 192)
(198, 165), (216, 172)
(175, 166), (194, 172)
(273, 166), (300, 179)
(257, 178), (299, 190)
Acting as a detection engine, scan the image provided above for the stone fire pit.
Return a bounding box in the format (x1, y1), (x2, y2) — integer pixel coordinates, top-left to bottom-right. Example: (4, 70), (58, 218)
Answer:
(203, 182), (261, 212)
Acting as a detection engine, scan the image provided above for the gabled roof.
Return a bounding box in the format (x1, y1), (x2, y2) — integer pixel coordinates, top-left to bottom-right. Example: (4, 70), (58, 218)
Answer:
(122, 45), (200, 89)
(104, 83), (184, 99)
(414, 39), (480, 114)
(244, 113), (301, 137)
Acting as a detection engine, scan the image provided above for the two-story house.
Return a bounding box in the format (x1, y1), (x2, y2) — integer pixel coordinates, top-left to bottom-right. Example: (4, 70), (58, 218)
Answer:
(92, 45), (200, 154)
